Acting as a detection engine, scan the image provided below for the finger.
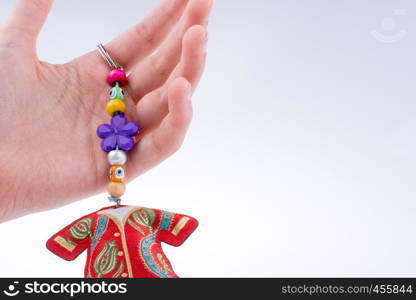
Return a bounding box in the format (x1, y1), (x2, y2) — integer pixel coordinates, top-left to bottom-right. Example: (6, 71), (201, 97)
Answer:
(166, 25), (208, 91)
(128, 0), (212, 99)
(93, 0), (189, 71)
(2, 0), (53, 45)
(134, 25), (207, 130)
(128, 77), (192, 177)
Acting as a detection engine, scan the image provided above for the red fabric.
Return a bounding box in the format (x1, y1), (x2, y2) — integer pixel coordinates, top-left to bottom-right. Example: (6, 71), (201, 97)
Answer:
(46, 205), (198, 278)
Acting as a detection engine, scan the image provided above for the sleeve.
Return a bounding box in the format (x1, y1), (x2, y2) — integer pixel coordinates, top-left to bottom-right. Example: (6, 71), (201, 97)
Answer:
(155, 209), (199, 247)
(46, 213), (95, 261)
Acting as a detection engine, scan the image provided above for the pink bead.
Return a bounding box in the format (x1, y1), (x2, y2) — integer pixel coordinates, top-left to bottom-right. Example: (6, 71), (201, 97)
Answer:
(107, 69), (127, 85)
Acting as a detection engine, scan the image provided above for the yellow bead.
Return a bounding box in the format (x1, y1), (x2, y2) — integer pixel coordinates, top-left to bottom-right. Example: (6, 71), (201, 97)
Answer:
(106, 99), (126, 116)
(107, 182), (125, 197)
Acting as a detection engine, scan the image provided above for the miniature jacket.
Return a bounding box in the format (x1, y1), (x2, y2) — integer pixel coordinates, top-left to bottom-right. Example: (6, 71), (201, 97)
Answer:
(46, 205), (198, 278)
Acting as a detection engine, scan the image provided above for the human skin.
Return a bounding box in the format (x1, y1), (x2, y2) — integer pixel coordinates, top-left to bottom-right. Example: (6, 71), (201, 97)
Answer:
(0, 0), (212, 222)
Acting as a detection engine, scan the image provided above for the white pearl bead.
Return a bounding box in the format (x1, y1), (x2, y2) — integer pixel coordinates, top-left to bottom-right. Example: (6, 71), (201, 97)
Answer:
(107, 150), (127, 165)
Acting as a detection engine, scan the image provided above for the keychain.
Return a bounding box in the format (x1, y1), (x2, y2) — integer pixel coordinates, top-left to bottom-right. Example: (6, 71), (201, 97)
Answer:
(46, 44), (198, 278)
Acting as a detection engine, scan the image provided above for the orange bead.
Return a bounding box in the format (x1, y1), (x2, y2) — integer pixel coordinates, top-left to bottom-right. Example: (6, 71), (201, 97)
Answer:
(109, 165), (125, 183)
(107, 182), (125, 197)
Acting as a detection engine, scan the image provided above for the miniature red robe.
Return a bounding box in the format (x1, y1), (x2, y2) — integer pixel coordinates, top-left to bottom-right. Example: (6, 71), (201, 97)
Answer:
(46, 205), (198, 278)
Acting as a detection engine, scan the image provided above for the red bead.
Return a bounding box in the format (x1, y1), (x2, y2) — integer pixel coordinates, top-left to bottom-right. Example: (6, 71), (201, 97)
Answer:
(107, 69), (127, 85)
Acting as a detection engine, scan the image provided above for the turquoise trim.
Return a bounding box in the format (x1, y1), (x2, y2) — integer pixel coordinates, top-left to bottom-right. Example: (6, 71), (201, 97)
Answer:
(159, 211), (172, 231)
(141, 234), (170, 278)
(91, 216), (108, 253)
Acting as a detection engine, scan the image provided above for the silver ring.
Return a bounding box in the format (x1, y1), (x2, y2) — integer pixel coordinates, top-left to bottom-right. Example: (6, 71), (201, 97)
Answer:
(97, 43), (123, 70)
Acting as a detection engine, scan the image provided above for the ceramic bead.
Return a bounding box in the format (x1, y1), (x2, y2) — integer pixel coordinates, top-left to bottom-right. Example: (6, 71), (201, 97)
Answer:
(110, 165), (125, 183)
(107, 69), (127, 85)
(107, 182), (125, 197)
(109, 86), (125, 100)
(107, 150), (127, 165)
(106, 99), (126, 116)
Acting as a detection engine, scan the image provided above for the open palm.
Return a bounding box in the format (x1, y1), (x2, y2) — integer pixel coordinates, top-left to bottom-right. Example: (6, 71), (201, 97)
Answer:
(0, 0), (212, 222)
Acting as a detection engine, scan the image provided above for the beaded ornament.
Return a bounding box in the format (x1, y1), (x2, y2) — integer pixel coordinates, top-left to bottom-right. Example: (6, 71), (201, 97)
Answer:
(45, 44), (198, 278)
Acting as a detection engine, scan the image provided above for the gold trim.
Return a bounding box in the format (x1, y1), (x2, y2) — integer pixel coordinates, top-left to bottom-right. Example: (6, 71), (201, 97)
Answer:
(172, 217), (190, 236)
(98, 210), (134, 278)
(54, 235), (76, 252)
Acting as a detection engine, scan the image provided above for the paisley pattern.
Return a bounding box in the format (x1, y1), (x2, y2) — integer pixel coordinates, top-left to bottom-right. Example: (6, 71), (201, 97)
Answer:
(69, 218), (92, 240)
(141, 234), (171, 278)
(157, 253), (171, 274)
(127, 218), (145, 235)
(132, 208), (156, 233)
(93, 241), (118, 278)
(91, 216), (108, 253)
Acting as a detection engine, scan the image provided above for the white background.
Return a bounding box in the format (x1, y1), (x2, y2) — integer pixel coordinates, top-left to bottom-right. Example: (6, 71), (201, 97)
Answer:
(1, 0), (416, 277)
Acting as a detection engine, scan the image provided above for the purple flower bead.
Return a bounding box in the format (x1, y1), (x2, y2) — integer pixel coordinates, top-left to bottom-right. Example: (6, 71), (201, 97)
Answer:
(97, 113), (140, 152)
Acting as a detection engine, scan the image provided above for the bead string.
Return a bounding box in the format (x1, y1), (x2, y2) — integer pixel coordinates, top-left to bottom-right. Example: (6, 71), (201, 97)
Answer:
(96, 49), (140, 208)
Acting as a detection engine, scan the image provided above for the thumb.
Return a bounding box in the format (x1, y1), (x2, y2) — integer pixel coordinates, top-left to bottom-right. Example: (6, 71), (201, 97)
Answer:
(2, 0), (53, 48)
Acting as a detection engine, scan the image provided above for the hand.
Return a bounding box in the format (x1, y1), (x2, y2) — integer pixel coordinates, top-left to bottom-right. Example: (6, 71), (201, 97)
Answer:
(0, 0), (212, 222)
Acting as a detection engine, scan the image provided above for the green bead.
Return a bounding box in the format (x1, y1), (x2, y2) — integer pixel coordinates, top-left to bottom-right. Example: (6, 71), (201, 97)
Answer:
(109, 86), (125, 100)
